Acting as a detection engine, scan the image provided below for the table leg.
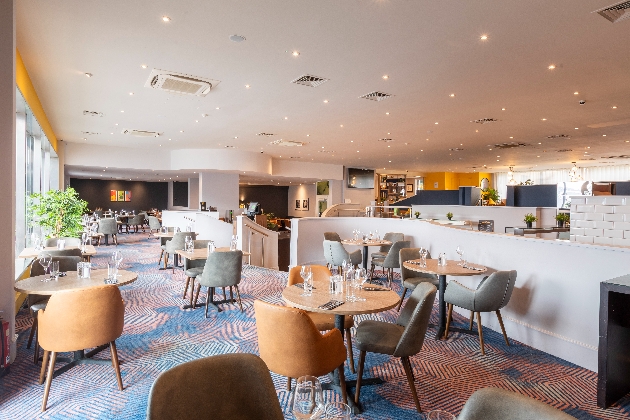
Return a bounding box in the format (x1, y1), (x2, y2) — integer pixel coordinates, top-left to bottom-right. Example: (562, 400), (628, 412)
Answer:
(104, 234), (109, 246)
(362, 246), (368, 270)
(435, 274), (447, 340)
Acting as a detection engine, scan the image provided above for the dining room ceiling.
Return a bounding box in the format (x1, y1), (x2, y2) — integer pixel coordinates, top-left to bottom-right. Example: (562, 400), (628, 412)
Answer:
(15, 0), (630, 179)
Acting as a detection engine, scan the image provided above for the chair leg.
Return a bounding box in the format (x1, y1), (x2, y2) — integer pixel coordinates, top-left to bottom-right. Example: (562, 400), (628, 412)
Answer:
(229, 286), (234, 303)
(39, 350), (49, 385)
(33, 324), (40, 365)
(370, 263), (375, 281)
(286, 377), (292, 391)
(496, 310), (510, 346)
(396, 288), (408, 312)
(183, 277), (191, 299)
(345, 328), (355, 374)
(355, 350), (366, 404)
(469, 311), (474, 330)
(192, 283), (201, 308)
(476, 312), (485, 355)
(110, 341), (124, 391)
(158, 250), (164, 266)
(444, 303), (454, 339)
(27, 316), (37, 349)
(337, 364), (348, 405)
(235, 286), (243, 312)
(401, 356), (421, 413)
(41, 351), (57, 412)
(204, 287), (213, 318)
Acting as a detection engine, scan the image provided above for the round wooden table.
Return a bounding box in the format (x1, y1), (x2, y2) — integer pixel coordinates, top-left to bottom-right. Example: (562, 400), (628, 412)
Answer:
(283, 282), (400, 413)
(402, 259), (486, 340)
(14, 269), (138, 295)
(341, 239), (392, 269)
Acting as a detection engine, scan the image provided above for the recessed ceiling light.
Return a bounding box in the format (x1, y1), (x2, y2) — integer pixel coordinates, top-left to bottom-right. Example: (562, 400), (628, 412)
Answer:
(612, 106), (618, 109)
(129, 92), (134, 95)
(537, 156), (540, 158)
(435, 122), (438, 125)
(449, 93), (455, 97)
(382, 75), (389, 80)
(216, 107), (220, 110)
(141, 64), (147, 69)
(480, 34), (488, 40)
(195, 120), (199, 123)
(509, 136), (513, 139)
(84, 72), (92, 78)
(548, 64), (556, 70)
(180, 130), (184, 133)
(385, 112), (389, 115)
(340, 125), (343, 127)
(388, 160), (391, 162)
(541, 118), (547, 121)
(162, 16), (171, 22)
(120, 110), (124, 113)
(323, 100), (328, 103)
(245, 85), (250, 88)
(292, 51), (300, 57)
(603, 134), (607, 137)
(284, 117), (288, 120)
(306, 134), (310, 137)
(234, 136), (238, 139)
(501, 108), (506, 111)
(574, 91), (579, 95)
(575, 127), (579, 130)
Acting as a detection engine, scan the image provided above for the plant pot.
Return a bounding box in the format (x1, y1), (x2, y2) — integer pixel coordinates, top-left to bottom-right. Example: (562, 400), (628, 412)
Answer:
(557, 220), (565, 228)
(526, 222), (533, 229)
(447, 217), (452, 221)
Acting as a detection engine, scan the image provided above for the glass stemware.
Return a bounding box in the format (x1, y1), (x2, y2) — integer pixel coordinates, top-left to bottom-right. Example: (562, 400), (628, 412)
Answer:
(38, 253), (52, 282)
(420, 248), (428, 268)
(426, 410), (456, 420)
(324, 402), (351, 420)
(456, 246), (464, 266)
(291, 376), (325, 419)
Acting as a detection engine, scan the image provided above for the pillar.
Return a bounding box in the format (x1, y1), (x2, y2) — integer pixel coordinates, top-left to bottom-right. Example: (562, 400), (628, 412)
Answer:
(198, 172), (239, 217)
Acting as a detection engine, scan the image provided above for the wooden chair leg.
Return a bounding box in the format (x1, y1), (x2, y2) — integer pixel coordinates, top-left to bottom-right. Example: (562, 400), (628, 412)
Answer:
(355, 350), (366, 404)
(345, 328), (355, 373)
(396, 288), (408, 312)
(183, 277), (191, 299)
(370, 263), (375, 281)
(158, 250), (164, 266)
(27, 316), (37, 349)
(204, 287), (212, 318)
(337, 364), (348, 405)
(444, 303), (454, 339)
(286, 377), (292, 391)
(229, 286), (234, 303)
(476, 312), (485, 355)
(113, 234), (118, 246)
(401, 356), (421, 413)
(39, 350), (49, 385)
(41, 351), (57, 412)
(192, 283), (201, 308)
(235, 286), (243, 312)
(496, 310), (510, 346)
(469, 310), (474, 330)
(110, 341), (124, 391)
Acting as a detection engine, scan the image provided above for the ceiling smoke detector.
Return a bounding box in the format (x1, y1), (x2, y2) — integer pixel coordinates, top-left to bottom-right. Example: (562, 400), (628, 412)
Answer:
(122, 129), (162, 138)
(269, 139), (306, 147)
(546, 134), (571, 139)
(359, 91), (394, 102)
(257, 132), (276, 136)
(83, 110), (103, 117)
(471, 118), (498, 124)
(594, 1), (630, 23)
(145, 69), (220, 96)
(492, 142), (528, 149)
(291, 74), (329, 87)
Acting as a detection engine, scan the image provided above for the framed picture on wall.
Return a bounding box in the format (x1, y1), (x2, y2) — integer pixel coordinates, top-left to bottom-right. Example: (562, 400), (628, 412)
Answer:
(406, 184), (413, 192)
(110, 190), (117, 201)
(117, 191), (125, 201)
(302, 199), (309, 211)
(295, 199), (301, 210)
(124, 191), (131, 202)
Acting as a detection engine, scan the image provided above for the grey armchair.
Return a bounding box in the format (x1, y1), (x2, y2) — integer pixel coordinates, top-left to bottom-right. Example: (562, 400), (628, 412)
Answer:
(148, 216), (161, 234)
(27, 256), (82, 365)
(397, 248), (438, 311)
(370, 232), (404, 259)
(147, 353), (284, 420)
(191, 250), (244, 317)
(370, 240), (411, 287)
(323, 232), (342, 242)
(98, 218), (118, 245)
(128, 213), (145, 233)
(40, 249), (82, 257)
(183, 240), (210, 301)
(354, 282), (437, 412)
(44, 237), (82, 247)
(444, 270), (517, 355)
(458, 387), (576, 420)
(322, 240), (361, 272)
(163, 232), (197, 273)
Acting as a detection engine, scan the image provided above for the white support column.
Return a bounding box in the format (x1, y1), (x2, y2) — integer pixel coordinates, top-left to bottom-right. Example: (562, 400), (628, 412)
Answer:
(198, 172), (239, 218)
(188, 177), (199, 210)
(0, 0), (17, 362)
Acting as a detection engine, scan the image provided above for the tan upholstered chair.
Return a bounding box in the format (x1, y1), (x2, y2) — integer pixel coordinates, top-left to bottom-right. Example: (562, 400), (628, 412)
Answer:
(288, 265), (356, 373)
(254, 300), (348, 404)
(44, 237), (82, 247)
(397, 248), (439, 311)
(146, 353), (284, 420)
(37, 285), (125, 411)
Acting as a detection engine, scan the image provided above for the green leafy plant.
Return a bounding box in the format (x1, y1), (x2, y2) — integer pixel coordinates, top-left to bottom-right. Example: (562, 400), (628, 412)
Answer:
(446, 212), (453, 220)
(414, 211), (420, 219)
(482, 188), (500, 203)
(555, 213), (570, 223)
(523, 213), (538, 223)
(29, 187), (87, 238)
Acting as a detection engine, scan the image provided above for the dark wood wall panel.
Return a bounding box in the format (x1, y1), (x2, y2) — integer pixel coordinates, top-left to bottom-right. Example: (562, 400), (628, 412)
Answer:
(69, 178), (168, 212)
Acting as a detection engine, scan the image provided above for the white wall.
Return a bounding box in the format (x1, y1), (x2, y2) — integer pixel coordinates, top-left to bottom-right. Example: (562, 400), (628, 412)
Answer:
(288, 184), (317, 217)
(188, 177), (199, 210)
(343, 187), (374, 208)
(289, 217), (630, 372)
(272, 159), (344, 180)
(65, 142), (171, 171)
(199, 172), (239, 217)
(171, 149), (271, 174)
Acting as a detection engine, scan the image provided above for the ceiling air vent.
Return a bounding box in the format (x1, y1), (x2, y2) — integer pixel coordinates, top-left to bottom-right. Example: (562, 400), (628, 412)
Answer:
(547, 134), (571, 139)
(378, 138), (394, 142)
(602, 155), (630, 159)
(83, 110), (103, 117)
(318, 150), (334, 153)
(145, 69), (220, 97)
(225, 145), (236, 148)
(579, 158), (596, 161)
(556, 149), (573, 153)
(471, 118), (498, 124)
(290, 156), (302, 159)
(449, 148), (464, 151)
(81, 131), (100, 136)
(257, 132), (276, 136)
(359, 91), (394, 102)
(122, 129), (162, 138)
(594, 1), (630, 23)
(269, 139), (306, 147)
(492, 142), (528, 149)
(291, 74), (329, 87)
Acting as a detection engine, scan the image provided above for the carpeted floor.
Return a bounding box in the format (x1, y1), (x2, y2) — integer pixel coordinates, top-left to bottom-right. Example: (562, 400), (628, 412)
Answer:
(1, 234), (629, 419)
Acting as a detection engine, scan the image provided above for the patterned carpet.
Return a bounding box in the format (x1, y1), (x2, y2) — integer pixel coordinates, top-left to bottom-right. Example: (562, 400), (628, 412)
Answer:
(1, 234), (629, 419)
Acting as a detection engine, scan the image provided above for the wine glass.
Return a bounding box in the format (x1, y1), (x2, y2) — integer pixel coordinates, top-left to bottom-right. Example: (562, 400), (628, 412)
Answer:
(421, 248), (429, 268)
(374, 229), (380, 240)
(426, 410), (456, 420)
(38, 253), (52, 282)
(456, 246), (464, 266)
(324, 402), (351, 420)
(291, 376), (324, 419)
(112, 250), (123, 269)
(301, 272), (313, 297)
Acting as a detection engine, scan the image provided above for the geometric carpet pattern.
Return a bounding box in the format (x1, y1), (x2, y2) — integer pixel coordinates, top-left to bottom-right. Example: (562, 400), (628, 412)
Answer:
(1, 234), (629, 419)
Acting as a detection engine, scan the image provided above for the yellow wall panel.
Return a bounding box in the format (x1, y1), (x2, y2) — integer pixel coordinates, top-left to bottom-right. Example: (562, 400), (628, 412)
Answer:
(423, 173), (446, 190)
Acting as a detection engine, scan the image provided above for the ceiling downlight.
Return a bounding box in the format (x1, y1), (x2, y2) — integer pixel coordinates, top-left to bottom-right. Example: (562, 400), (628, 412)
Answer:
(269, 139), (306, 147)
(122, 129), (162, 138)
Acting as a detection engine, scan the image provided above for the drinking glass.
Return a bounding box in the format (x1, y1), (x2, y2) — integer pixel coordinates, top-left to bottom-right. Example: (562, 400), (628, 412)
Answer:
(112, 250), (123, 272)
(207, 241), (216, 253)
(456, 246), (464, 266)
(324, 402), (351, 420)
(345, 268), (355, 301)
(291, 376), (324, 419)
(354, 268), (367, 301)
(421, 248), (428, 268)
(38, 254), (52, 282)
(50, 261), (60, 281)
(301, 272), (313, 297)
(107, 261), (118, 284)
(57, 239), (66, 250)
(374, 229), (380, 240)
(426, 410), (455, 420)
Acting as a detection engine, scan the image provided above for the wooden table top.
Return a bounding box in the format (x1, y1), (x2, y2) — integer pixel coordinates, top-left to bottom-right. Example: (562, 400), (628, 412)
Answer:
(14, 269), (138, 295)
(341, 239), (392, 247)
(403, 259), (487, 277)
(19, 245), (97, 259)
(175, 247), (251, 260)
(153, 231), (198, 238)
(282, 283), (400, 316)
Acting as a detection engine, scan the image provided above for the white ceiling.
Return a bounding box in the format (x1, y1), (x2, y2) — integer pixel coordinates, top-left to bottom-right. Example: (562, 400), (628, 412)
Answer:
(16, 0), (630, 181)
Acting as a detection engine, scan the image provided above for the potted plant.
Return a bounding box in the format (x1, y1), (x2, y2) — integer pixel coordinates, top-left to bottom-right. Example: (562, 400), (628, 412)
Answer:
(446, 212), (453, 220)
(414, 211), (420, 219)
(555, 213), (570, 227)
(28, 187), (88, 238)
(523, 213), (538, 229)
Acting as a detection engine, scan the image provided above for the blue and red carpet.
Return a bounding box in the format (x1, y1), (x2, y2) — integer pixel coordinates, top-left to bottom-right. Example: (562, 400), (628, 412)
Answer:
(1, 234), (629, 419)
